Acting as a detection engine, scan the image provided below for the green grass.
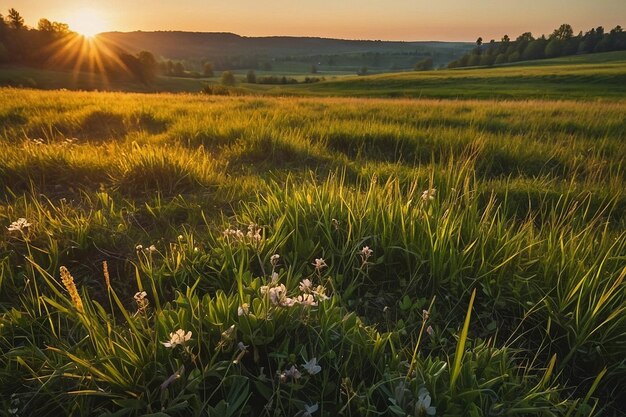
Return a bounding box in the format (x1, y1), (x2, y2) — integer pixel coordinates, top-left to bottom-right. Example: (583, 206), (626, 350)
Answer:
(282, 51), (626, 100)
(3, 51), (626, 100)
(0, 87), (625, 416)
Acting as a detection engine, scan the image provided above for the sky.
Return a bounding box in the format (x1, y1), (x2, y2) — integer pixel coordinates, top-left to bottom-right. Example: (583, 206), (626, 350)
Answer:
(6, 0), (626, 41)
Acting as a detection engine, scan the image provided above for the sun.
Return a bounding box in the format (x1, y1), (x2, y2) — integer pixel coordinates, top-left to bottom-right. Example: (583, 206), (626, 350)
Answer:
(66, 9), (107, 38)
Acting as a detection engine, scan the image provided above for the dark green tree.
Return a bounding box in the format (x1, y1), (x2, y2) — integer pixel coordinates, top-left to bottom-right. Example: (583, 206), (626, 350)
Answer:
(173, 62), (185, 76)
(203, 62), (214, 77)
(7, 8), (24, 30)
(137, 51), (157, 84)
(221, 70), (236, 86)
(551, 24), (574, 41)
(246, 69), (256, 83)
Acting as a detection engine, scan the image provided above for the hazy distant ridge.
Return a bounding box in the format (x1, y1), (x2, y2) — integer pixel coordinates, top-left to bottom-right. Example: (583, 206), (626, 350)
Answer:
(99, 30), (472, 60)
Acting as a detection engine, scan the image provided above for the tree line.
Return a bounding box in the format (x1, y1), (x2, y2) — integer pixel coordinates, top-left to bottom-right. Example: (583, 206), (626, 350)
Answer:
(448, 24), (626, 68)
(0, 8), (158, 84)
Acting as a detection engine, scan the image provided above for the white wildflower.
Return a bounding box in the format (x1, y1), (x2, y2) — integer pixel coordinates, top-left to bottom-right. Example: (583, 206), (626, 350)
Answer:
(312, 258), (327, 271)
(299, 278), (313, 293)
(270, 253), (280, 266)
(238, 303), (249, 316)
(237, 341), (249, 352)
(421, 188), (437, 201)
(303, 403), (319, 417)
(415, 387), (436, 416)
(271, 271), (280, 284)
(297, 293), (318, 307)
(247, 223), (262, 243)
(162, 329), (192, 348)
(134, 291), (147, 301)
(302, 357), (321, 375)
(359, 246), (374, 263)
(148, 245), (157, 253)
(135, 244), (143, 251)
(314, 285), (330, 301)
(426, 325), (434, 336)
(7, 218), (31, 232)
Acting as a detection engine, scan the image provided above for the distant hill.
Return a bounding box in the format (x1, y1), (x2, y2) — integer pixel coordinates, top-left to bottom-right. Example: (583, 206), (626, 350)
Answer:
(98, 31), (472, 71)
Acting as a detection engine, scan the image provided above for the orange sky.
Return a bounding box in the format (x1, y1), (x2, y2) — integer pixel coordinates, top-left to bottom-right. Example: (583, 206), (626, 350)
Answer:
(7, 0), (626, 41)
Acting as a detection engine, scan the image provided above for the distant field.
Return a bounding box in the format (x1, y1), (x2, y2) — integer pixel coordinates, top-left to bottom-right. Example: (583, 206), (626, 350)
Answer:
(3, 51), (626, 100)
(1, 88), (625, 415)
(289, 51), (626, 99)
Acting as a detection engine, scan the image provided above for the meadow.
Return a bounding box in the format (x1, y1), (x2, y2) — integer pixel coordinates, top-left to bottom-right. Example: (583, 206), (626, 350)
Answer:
(3, 51), (626, 100)
(0, 87), (625, 416)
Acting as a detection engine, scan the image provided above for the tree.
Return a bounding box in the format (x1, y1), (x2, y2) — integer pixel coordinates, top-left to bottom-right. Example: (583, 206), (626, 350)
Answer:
(7, 8), (24, 30)
(38, 18), (70, 34)
(137, 51), (157, 84)
(37, 18), (54, 32)
(221, 71), (236, 86)
(414, 56), (433, 71)
(203, 62), (214, 77)
(476, 37), (483, 47)
(523, 39), (547, 60)
(246, 70), (256, 83)
(551, 24), (574, 41)
(544, 38), (563, 58)
(173, 62), (185, 76)
(494, 54), (507, 65)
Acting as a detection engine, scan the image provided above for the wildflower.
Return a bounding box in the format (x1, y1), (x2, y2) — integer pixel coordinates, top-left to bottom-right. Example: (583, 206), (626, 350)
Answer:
(312, 258), (327, 271)
(270, 254), (280, 266)
(426, 325), (434, 336)
(162, 329), (192, 348)
(302, 357), (321, 375)
(299, 278), (313, 293)
(359, 246), (373, 263)
(303, 403), (319, 417)
(60, 266), (84, 313)
(238, 303), (249, 316)
(421, 188), (437, 201)
(247, 223), (262, 243)
(314, 285), (330, 301)
(135, 244), (143, 251)
(331, 218), (340, 230)
(223, 228), (245, 242)
(415, 387), (436, 416)
(7, 218), (31, 233)
(280, 365), (302, 382)
(271, 271), (279, 284)
(148, 245), (157, 253)
(177, 235), (183, 240)
(297, 293), (318, 307)
(134, 291), (149, 312)
(237, 341), (249, 352)
(269, 284), (287, 305)
(422, 309), (430, 320)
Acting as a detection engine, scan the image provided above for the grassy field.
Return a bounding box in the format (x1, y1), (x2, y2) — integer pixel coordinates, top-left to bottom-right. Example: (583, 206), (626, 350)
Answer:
(3, 51), (626, 100)
(288, 51), (626, 100)
(0, 87), (625, 416)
